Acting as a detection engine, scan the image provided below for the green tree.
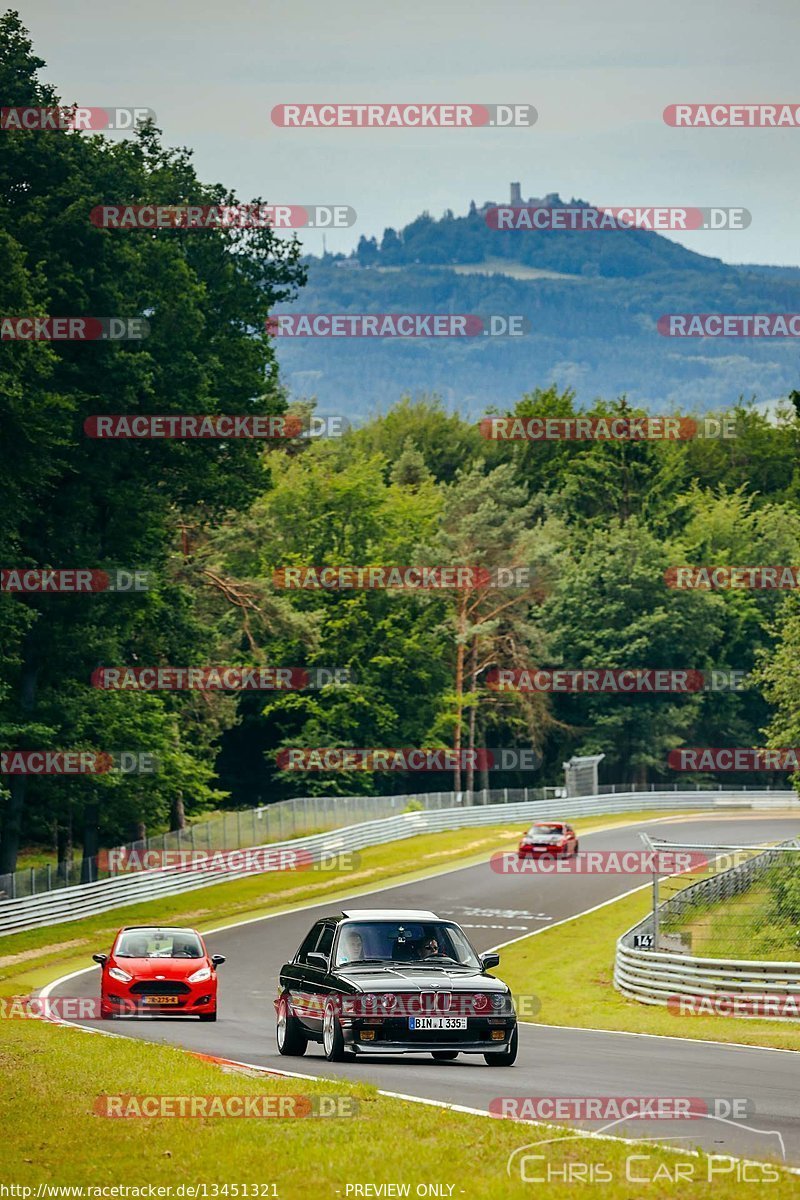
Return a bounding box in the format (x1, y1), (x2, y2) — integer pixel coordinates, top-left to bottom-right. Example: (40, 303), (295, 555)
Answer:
(0, 12), (305, 871)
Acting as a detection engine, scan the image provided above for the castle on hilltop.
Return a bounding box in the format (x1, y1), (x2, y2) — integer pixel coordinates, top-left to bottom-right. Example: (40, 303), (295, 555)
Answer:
(472, 183), (587, 212)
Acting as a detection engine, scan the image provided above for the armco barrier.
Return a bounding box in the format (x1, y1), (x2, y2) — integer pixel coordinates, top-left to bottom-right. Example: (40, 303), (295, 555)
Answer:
(614, 837), (800, 1018)
(0, 789), (795, 937)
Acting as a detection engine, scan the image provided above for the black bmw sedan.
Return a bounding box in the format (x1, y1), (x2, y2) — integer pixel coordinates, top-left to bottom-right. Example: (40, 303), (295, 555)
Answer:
(274, 908), (518, 1065)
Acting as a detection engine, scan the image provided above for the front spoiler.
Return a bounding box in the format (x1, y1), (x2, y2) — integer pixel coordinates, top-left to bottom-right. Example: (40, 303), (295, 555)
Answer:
(345, 1037), (515, 1054)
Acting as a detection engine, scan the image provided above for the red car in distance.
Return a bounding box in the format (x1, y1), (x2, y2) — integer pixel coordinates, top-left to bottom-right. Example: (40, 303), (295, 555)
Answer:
(518, 821), (579, 859)
(94, 925), (225, 1021)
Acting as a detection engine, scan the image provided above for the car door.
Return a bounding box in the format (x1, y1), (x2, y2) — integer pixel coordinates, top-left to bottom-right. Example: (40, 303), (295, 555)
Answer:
(284, 920), (326, 1034)
(301, 921), (337, 1035)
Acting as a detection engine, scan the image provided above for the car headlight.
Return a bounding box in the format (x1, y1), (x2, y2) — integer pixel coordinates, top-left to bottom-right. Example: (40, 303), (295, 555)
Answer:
(490, 993), (507, 1011)
(188, 965), (212, 984)
(108, 966), (132, 983)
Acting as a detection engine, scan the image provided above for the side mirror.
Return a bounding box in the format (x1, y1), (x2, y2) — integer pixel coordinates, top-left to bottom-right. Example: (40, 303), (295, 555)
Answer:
(481, 951), (500, 971)
(92, 953), (108, 966)
(306, 952), (329, 970)
(211, 954), (226, 967)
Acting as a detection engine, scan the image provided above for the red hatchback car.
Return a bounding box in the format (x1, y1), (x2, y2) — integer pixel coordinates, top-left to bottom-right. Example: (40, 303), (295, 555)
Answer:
(518, 821), (579, 859)
(94, 925), (225, 1021)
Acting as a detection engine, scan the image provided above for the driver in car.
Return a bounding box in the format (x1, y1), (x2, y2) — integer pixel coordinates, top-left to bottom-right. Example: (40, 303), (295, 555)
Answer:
(338, 929), (364, 964)
(419, 935), (440, 959)
(175, 940), (200, 958)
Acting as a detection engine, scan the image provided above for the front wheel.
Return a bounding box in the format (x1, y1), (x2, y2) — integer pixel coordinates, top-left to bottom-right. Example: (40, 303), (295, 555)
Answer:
(431, 1051), (459, 1061)
(276, 997), (307, 1055)
(483, 1025), (518, 1066)
(322, 1001), (355, 1062)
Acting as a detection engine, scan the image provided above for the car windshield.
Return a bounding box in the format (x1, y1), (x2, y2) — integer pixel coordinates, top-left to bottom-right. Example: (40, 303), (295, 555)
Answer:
(526, 824), (564, 836)
(115, 930), (204, 959)
(333, 921), (480, 969)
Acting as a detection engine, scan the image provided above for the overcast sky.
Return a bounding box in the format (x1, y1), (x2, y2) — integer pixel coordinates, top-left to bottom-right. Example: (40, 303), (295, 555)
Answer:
(20, 0), (800, 265)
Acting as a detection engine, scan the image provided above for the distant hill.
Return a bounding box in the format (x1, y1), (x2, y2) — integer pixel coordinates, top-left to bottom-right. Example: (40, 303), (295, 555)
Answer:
(271, 188), (800, 419)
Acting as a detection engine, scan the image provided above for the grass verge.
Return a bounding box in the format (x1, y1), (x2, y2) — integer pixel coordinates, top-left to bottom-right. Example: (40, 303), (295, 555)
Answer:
(1, 1015), (793, 1195)
(499, 885), (800, 1050)
(666, 875), (800, 962)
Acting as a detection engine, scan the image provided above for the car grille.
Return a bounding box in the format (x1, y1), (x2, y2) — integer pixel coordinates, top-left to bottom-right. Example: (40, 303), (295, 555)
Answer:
(359, 992), (500, 1016)
(129, 981), (191, 996)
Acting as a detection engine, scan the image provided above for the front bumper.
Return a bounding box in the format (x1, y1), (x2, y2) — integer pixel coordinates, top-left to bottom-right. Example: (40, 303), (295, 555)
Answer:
(341, 1016), (517, 1053)
(102, 981), (217, 1017)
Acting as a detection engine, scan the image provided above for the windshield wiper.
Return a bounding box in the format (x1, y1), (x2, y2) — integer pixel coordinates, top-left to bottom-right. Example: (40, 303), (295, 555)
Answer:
(339, 957), (393, 966)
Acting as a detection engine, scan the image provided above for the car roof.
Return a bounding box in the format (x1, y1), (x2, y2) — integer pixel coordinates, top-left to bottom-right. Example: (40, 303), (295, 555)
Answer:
(340, 909), (439, 919)
(119, 925), (200, 933)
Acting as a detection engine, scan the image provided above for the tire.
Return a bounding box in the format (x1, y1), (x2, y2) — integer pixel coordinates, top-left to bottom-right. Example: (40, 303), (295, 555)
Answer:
(431, 1051), (459, 1061)
(322, 1000), (354, 1062)
(483, 1025), (518, 1067)
(276, 996), (307, 1056)
(573, 841), (579, 856)
(199, 1010), (217, 1023)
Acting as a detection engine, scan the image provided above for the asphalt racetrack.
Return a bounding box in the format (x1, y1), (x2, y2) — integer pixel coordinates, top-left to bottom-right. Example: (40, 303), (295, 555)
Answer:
(50, 814), (800, 1166)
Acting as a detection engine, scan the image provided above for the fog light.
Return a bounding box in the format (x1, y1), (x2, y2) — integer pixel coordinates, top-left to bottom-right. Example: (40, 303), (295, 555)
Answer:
(197, 995), (212, 1005)
(359, 1029), (375, 1040)
(490, 1030), (505, 1041)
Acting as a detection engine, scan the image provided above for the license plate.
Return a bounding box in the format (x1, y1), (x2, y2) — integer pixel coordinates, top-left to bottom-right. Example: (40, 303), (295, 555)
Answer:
(141, 995), (180, 1006)
(409, 1016), (467, 1030)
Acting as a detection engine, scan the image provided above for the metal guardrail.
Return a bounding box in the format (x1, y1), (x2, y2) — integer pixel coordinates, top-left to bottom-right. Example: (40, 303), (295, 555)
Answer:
(2, 785), (574, 900)
(614, 838), (800, 1017)
(1, 780), (783, 901)
(0, 788), (794, 937)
